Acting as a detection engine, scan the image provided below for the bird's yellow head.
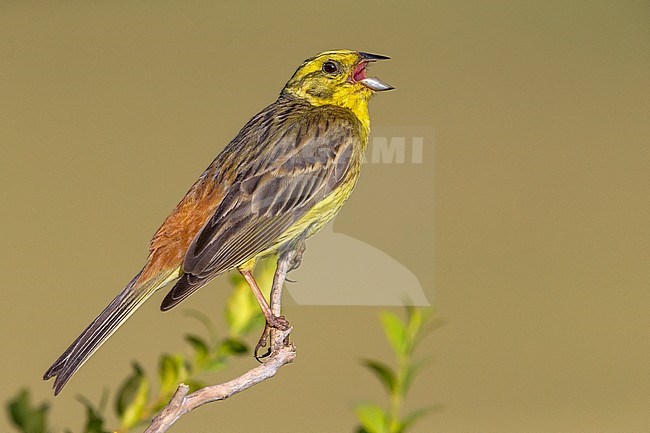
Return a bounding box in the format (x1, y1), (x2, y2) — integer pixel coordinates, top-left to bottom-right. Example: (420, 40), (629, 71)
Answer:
(282, 50), (393, 123)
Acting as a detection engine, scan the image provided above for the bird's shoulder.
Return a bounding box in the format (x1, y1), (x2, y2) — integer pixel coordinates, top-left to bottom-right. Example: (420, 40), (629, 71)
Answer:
(215, 95), (364, 179)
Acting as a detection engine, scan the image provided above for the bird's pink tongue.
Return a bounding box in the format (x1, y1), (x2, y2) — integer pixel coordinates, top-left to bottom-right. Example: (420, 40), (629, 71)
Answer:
(353, 63), (367, 82)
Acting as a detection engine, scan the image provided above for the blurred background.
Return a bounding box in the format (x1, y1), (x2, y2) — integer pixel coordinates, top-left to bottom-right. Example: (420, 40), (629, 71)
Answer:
(1, 1), (648, 432)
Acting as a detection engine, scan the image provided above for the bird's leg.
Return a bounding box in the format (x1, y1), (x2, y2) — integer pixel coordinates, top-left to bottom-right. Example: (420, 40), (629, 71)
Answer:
(243, 233), (307, 359)
(240, 269), (289, 330)
(240, 268), (290, 360)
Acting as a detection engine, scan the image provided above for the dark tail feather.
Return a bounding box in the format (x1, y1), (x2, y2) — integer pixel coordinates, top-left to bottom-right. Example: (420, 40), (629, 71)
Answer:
(160, 272), (212, 311)
(43, 269), (177, 395)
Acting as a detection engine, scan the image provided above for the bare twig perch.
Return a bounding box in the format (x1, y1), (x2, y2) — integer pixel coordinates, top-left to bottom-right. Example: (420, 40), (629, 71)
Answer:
(145, 250), (298, 432)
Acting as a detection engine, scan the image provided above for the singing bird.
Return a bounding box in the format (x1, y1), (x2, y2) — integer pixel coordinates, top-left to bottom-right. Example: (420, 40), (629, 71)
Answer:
(44, 50), (393, 395)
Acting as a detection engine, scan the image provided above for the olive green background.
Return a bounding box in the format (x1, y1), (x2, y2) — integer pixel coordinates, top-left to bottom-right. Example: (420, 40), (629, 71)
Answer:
(1, 2), (648, 432)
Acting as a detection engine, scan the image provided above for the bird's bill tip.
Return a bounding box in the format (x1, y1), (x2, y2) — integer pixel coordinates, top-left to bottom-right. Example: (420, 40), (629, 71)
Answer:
(359, 52), (391, 62)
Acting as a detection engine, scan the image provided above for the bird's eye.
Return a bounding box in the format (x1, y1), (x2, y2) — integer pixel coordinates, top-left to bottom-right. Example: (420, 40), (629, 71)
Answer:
(322, 61), (339, 74)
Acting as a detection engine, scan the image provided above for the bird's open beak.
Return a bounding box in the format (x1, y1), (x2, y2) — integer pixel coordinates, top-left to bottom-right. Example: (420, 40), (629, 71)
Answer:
(352, 52), (394, 91)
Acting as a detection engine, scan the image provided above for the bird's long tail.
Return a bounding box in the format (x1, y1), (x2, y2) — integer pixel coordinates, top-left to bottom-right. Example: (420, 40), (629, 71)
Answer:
(43, 267), (179, 395)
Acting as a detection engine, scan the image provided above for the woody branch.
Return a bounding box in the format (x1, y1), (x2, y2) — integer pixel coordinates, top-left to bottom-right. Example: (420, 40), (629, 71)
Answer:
(144, 251), (297, 433)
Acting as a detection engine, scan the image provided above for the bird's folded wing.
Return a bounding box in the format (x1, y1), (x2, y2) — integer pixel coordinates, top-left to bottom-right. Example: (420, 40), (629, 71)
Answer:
(160, 109), (358, 310)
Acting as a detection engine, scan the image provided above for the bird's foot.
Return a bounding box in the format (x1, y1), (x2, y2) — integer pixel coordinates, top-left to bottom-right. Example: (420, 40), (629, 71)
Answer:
(268, 314), (290, 331)
(254, 315), (290, 361)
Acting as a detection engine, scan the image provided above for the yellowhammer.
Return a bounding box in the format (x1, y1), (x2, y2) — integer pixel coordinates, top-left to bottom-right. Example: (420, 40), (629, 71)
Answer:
(44, 49), (393, 394)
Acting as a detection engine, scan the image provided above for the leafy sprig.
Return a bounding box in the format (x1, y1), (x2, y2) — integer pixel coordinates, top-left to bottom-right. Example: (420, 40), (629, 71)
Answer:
(6, 266), (440, 433)
(7, 260), (275, 433)
(355, 306), (443, 433)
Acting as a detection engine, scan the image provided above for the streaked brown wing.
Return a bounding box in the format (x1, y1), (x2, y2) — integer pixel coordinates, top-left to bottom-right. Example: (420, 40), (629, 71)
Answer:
(160, 100), (358, 310)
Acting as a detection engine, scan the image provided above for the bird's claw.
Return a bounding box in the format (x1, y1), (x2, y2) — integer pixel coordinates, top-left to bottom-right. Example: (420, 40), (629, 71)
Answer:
(254, 315), (291, 361)
(254, 326), (271, 361)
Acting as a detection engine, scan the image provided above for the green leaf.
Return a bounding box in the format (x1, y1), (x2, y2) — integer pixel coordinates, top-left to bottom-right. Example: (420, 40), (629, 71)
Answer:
(411, 308), (443, 348)
(204, 358), (228, 372)
(7, 389), (49, 433)
(380, 312), (407, 357)
(361, 359), (396, 394)
(406, 307), (423, 344)
(118, 373), (150, 429)
(76, 396), (110, 433)
(185, 379), (207, 393)
(158, 354), (176, 397)
(399, 404), (443, 432)
(403, 357), (430, 395)
(219, 337), (249, 356)
(355, 403), (388, 433)
(185, 334), (210, 367)
(158, 353), (186, 397)
(225, 275), (261, 335)
(115, 362), (145, 418)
